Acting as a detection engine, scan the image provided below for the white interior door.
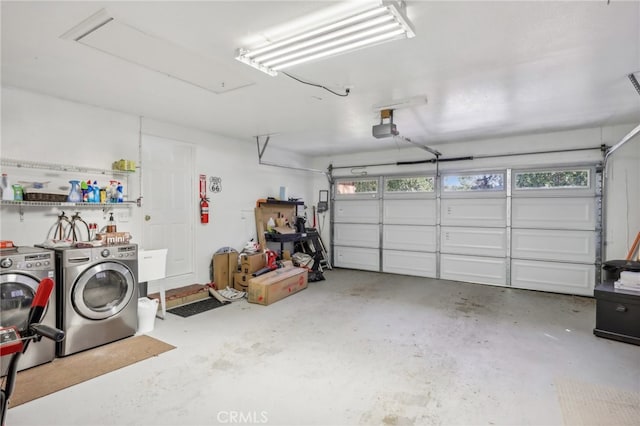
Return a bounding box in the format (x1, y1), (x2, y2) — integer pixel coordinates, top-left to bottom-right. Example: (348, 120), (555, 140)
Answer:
(141, 135), (194, 280)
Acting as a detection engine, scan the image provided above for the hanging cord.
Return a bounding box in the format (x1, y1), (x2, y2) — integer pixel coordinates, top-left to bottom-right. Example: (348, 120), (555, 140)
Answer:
(282, 72), (350, 97)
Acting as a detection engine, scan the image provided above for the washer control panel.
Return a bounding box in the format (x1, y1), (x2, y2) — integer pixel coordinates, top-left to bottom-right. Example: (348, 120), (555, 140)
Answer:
(0, 253), (53, 271)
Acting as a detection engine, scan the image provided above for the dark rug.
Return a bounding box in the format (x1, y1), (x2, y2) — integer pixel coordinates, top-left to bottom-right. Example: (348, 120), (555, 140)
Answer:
(167, 297), (230, 317)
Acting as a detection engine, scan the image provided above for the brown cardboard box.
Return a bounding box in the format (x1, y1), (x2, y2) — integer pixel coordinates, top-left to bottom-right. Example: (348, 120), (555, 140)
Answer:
(234, 272), (251, 292)
(240, 252), (266, 274)
(248, 267), (308, 306)
(212, 251), (239, 290)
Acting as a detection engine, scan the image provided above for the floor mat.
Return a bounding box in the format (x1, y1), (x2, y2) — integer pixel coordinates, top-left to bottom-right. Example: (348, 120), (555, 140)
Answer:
(8, 335), (175, 408)
(556, 378), (640, 426)
(167, 297), (230, 317)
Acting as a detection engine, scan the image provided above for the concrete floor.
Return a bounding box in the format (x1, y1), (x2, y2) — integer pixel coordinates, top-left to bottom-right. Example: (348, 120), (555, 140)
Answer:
(8, 269), (640, 425)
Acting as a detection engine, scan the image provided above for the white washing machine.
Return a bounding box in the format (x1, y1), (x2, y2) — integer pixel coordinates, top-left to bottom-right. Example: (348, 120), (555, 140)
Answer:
(54, 243), (138, 356)
(0, 246), (56, 375)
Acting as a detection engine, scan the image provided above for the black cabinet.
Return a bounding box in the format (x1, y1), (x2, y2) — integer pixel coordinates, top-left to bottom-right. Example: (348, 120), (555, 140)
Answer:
(593, 281), (640, 345)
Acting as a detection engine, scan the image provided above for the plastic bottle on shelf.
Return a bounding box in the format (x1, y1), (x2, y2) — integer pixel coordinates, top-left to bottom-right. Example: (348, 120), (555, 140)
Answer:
(68, 180), (82, 203)
(1, 174), (14, 201)
(81, 180), (89, 202)
(92, 181), (100, 203)
(116, 182), (123, 203)
(109, 180), (118, 203)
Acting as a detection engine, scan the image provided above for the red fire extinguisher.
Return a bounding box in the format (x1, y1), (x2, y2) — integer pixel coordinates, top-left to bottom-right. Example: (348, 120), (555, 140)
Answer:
(199, 174), (209, 224)
(200, 198), (209, 224)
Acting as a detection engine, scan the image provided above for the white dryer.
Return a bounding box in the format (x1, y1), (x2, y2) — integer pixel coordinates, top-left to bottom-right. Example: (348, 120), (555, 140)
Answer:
(0, 246), (56, 375)
(54, 244), (138, 356)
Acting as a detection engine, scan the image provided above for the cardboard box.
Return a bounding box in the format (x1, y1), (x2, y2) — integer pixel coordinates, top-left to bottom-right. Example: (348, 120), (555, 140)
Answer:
(248, 267), (308, 306)
(240, 252), (266, 274)
(234, 272), (251, 292)
(212, 251), (239, 290)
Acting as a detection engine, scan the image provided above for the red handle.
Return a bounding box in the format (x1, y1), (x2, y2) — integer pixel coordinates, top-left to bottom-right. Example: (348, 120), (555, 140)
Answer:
(27, 277), (54, 327)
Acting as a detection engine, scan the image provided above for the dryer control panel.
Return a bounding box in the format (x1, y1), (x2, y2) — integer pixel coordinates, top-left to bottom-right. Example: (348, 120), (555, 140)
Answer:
(95, 244), (137, 260)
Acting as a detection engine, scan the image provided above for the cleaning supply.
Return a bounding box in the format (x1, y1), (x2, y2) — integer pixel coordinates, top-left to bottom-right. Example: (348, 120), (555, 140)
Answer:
(92, 181), (100, 203)
(1, 174), (14, 201)
(109, 180), (118, 203)
(12, 184), (23, 201)
(67, 180), (82, 202)
(116, 182), (123, 203)
(81, 180), (89, 202)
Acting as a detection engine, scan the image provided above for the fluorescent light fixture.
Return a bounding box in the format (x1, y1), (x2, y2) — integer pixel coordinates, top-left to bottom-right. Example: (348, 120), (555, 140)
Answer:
(236, 1), (415, 76)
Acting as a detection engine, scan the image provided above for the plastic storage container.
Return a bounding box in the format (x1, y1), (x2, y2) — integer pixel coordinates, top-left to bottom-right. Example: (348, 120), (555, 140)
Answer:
(137, 297), (159, 334)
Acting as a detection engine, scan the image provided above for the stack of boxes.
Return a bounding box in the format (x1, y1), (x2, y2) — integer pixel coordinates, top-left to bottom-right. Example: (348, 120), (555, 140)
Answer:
(212, 250), (309, 306)
(235, 253), (266, 292)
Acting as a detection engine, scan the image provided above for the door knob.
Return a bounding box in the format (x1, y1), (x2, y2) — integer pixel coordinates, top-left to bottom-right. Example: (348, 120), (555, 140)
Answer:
(145, 215), (151, 221)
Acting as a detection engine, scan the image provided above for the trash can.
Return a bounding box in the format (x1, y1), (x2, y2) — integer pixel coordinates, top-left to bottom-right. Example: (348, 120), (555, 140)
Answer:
(137, 297), (159, 334)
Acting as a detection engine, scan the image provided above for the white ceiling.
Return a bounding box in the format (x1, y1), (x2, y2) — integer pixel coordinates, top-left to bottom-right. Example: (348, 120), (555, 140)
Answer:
(2, 1), (639, 157)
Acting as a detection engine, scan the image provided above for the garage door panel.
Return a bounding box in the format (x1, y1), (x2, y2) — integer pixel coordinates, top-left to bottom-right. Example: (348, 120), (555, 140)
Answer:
(512, 229), (596, 263)
(334, 224), (379, 248)
(334, 200), (379, 223)
(334, 246), (379, 271)
(383, 225), (436, 252)
(511, 259), (594, 295)
(383, 250), (436, 277)
(383, 199), (436, 225)
(440, 254), (507, 286)
(441, 198), (506, 227)
(441, 227), (507, 257)
(512, 197), (595, 230)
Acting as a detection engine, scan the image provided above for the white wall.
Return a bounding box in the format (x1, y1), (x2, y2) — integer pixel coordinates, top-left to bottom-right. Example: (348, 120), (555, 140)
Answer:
(312, 125), (640, 262)
(1, 87), (315, 291)
(140, 118), (315, 289)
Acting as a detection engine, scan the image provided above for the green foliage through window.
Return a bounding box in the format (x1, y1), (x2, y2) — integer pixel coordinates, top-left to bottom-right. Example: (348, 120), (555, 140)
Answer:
(515, 170), (589, 189)
(385, 177), (434, 192)
(443, 174), (504, 191)
(337, 180), (377, 194)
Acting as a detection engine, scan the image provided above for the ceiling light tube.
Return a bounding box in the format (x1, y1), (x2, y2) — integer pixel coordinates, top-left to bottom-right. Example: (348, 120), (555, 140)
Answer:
(262, 22), (402, 68)
(253, 14), (395, 63)
(272, 28), (406, 71)
(236, 1), (415, 76)
(243, 6), (389, 59)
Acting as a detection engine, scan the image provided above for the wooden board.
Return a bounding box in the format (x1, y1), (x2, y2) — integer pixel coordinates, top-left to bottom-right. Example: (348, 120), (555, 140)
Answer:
(255, 203), (298, 250)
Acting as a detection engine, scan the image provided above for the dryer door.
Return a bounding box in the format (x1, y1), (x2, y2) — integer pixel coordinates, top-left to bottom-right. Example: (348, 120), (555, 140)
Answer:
(72, 262), (136, 320)
(0, 273), (38, 331)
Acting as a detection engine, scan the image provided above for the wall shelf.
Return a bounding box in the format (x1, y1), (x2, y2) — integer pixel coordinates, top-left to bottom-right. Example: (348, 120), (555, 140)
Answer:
(0, 200), (135, 208)
(1, 157), (138, 221)
(1, 158), (134, 176)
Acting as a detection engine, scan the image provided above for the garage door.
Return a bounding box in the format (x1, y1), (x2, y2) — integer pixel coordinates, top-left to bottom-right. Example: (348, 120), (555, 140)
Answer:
(382, 176), (437, 277)
(333, 178), (380, 271)
(330, 164), (601, 296)
(510, 167), (599, 296)
(440, 171), (508, 286)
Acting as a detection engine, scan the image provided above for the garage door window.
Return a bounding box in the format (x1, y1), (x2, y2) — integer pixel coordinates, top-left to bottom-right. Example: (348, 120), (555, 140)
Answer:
(385, 176), (434, 193)
(336, 179), (378, 195)
(514, 169), (590, 190)
(443, 173), (504, 192)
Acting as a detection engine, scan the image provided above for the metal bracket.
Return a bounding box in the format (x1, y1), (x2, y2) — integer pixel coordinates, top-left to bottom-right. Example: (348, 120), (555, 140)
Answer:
(255, 134), (332, 183)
